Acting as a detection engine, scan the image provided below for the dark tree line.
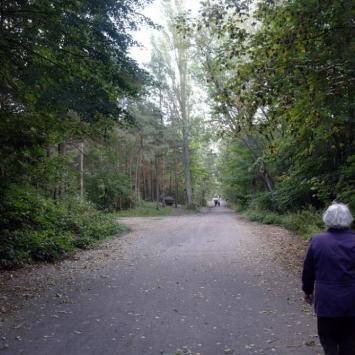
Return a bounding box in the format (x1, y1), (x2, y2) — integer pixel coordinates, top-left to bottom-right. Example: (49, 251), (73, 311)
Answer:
(0, 0), (152, 268)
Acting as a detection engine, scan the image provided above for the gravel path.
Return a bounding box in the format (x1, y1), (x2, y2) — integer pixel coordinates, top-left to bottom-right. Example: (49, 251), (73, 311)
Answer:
(0, 206), (322, 355)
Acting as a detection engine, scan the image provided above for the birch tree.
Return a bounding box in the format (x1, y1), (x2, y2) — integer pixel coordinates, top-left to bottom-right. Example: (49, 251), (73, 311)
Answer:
(152, 0), (194, 206)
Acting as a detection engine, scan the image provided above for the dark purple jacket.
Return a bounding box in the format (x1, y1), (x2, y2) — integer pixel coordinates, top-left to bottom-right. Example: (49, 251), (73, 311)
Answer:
(302, 228), (355, 317)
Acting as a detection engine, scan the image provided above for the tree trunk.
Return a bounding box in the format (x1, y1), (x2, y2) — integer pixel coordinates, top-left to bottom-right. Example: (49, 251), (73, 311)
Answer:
(128, 156), (133, 208)
(182, 125), (193, 206)
(46, 144), (52, 158)
(56, 142), (67, 199)
(155, 155), (160, 209)
(142, 168), (146, 200)
(174, 146), (179, 208)
(134, 151), (141, 202)
(151, 160), (154, 201)
(161, 155), (166, 207)
(169, 165), (173, 196)
(259, 160), (273, 193)
(79, 142), (84, 201)
(241, 136), (273, 193)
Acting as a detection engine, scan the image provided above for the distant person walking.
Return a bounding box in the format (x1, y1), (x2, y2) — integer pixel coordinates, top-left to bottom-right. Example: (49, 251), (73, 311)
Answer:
(302, 203), (355, 355)
(213, 197), (218, 207)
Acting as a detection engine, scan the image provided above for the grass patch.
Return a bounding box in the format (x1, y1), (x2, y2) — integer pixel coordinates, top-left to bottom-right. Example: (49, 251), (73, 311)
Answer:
(230, 203), (323, 239)
(116, 201), (174, 217)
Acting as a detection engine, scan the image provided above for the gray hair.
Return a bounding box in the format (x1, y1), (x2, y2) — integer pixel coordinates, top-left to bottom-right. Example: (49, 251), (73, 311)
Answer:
(323, 203), (354, 229)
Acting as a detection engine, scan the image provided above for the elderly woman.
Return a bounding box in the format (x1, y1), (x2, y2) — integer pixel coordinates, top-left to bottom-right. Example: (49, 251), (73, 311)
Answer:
(302, 203), (355, 355)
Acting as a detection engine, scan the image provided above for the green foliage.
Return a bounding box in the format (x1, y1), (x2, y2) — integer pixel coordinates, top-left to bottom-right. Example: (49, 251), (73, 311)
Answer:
(196, 0), (355, 215)
(0, 0), (150, 190)
(85, 133), (132, 211)
(0, 0), (151, 268)
(116, 201), (173, 217)
(218, 137), (258, 207)
(247, 192), (274, 212)
(0, 185), (124, 269)
(336, 155), (355, 211)
(189, 119), (220, 207)
(86, 170), (132, 212)
(240, 207), (323, 239)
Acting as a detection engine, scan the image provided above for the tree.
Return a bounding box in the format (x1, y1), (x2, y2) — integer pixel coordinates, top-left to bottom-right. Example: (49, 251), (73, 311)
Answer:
(0, 0), (153, 268)
(147, 0), (196, 206)
(193, 0), (355, 211)
(0, 0), (150, 192)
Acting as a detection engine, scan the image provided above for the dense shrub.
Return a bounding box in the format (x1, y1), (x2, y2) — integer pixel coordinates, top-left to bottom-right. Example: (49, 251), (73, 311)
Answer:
(0, 185), (126, 269)
(337, 156), (355, 212)
(247, 192), (274, 211)
(116, 201), (173, 217)
(241, 207), (323, 239)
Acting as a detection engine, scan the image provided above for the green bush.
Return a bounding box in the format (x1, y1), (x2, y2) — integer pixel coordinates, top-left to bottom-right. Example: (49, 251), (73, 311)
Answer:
(0, 230), (31, 268)
(247, 192), (275, 212)
(0, 185), (125, 269)
(336, 155), (355, 212)
(243, 209), (282, 225)
(242, 207), (323, 239)
(27, 231), (74, 262)
(116, 201), (173, 217)
(281, 210), (323, 237)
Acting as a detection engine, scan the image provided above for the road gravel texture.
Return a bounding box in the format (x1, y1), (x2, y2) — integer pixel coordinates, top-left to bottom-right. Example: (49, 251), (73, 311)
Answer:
(0, 206), (322, 355)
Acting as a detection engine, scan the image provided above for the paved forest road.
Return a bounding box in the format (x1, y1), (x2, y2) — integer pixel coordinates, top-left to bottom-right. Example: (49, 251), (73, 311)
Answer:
(0, 207), (322, 355)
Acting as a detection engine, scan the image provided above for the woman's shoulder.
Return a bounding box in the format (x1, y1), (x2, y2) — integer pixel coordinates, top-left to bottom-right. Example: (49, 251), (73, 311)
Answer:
(327, 228), (355, 235)
(311, 229), (355, 242)
(311, 231), (330, 239)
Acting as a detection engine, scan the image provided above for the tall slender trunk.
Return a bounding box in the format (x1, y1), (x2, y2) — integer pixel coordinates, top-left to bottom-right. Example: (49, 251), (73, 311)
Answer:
(56, 143), (67, 199)
(135, 161), (140, 201)
(151, 160), (154, 201)
(174, 146), (179, 208)
(169, 165), (173, 195)
(128, 156), (133, 208)
(135, 137), (143, 202)
(46, 144), (52, 158)
(142, 168), (146, 200)
(160, 156), (166, 207)
(178, 41), (193, 207)
(182, 125), (193, 206)
(155, 155), (160, 209)
(46, 145), (52, 197)
(79, 142), (84, 201)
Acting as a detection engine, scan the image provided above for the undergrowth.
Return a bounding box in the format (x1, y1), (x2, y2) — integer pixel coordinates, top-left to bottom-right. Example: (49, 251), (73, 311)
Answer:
(0, 185), (127, 269)
(230, 203), (323, 239)
(116, 201), (174, 217)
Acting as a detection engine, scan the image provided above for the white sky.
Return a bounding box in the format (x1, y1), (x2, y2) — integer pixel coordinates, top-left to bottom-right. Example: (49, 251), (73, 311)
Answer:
(129, 0), (202, 65)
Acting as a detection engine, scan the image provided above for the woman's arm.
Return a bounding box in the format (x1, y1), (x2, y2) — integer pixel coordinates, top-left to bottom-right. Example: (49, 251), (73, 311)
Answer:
(302, 239), (315, 300)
